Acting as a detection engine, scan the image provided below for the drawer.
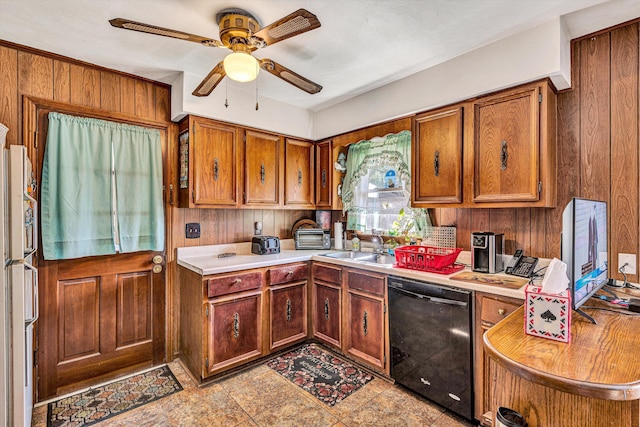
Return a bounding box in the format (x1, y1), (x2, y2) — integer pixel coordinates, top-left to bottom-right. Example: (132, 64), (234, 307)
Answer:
(346, 269), (385, 297)
(312, 262), (342, 285)
(207, 271), (262, 298)
(269, 263), (308, 285)
(481, 296), (521, 327)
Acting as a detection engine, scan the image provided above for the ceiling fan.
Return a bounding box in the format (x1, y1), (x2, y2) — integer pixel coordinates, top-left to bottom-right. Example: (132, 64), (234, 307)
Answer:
(109, 8), (323, 97)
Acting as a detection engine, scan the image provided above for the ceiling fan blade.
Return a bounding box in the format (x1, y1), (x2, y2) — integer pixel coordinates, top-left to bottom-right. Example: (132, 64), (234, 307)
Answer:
(253, 9), (320, 46)
(192, 62), (226, 97)
(259, 59), (322, 94)
(109, 18), (223, 47)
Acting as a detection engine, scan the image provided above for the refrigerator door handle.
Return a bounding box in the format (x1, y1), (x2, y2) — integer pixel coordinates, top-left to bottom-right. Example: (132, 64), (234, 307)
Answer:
(24, 262), (38, 327)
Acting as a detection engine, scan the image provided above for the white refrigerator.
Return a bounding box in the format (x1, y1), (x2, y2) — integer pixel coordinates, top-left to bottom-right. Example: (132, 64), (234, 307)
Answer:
(1, 125), (38, 427)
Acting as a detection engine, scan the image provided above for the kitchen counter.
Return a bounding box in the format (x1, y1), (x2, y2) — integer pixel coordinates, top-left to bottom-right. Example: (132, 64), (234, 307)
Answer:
(482, 300), (640, 426)
(177, 240), (546, 300)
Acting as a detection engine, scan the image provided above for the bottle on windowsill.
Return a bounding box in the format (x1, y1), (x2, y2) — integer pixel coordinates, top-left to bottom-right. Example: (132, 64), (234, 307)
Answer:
(351, 235), (360, 252)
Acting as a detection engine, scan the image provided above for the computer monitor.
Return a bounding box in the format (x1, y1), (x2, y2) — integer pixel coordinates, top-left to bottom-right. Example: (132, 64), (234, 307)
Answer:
(561, 197), (608, 323)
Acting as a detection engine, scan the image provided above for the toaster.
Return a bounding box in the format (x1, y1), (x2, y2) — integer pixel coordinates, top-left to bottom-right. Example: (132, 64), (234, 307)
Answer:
(295, 229), (331, 250)
(251, 236), (280, 255)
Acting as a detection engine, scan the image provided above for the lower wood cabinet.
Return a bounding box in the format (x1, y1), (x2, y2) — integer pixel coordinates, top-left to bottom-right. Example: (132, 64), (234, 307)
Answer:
(474, 292), (523, 426)
(206, 290), (262, 375)
(179, 262), (308, 383)
(268, 263), (308, 351)
(311, 262), (388, 375)
(345, 269), (387, 373)
(311, 262), (342, 349)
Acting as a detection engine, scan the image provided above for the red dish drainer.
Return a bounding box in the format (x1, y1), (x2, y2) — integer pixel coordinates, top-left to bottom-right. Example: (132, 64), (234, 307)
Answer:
(394, 245), (464, 274)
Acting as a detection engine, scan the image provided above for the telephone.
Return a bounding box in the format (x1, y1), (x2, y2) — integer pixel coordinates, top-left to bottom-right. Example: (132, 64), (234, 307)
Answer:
(505, 249), (539, 278)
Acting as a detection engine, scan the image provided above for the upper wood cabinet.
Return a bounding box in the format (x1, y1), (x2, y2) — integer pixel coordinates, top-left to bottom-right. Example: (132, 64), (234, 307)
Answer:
(284, 138), (315, 208)
(410, 79), (557, 208)
(471, 80), (556, 207)
(243, 130), (282, 207)
(178, 116), (240, 208)
(412, 106), (464, 206)
(315, 140), (332, 209)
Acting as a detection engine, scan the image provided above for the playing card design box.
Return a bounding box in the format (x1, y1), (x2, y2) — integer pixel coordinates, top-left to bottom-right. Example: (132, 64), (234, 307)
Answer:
(524, 284), (571, 343)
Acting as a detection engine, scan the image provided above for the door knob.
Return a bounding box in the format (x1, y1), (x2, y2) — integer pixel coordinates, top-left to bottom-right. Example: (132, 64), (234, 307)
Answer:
(152, 264), (163, 274)
(152, 255), (163, 264)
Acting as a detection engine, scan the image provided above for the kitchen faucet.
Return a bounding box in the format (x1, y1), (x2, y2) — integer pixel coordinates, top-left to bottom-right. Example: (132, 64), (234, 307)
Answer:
(371, 230), (384, 254)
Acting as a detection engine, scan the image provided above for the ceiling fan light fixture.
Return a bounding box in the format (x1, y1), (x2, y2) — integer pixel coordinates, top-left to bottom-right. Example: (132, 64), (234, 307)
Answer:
(224, 51), (259, 82)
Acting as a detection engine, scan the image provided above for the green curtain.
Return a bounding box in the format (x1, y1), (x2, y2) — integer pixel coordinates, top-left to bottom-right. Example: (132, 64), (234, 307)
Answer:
(41, 112), (164, 260)
(341, 130), (430, 232)
(113, 125), (164, 253)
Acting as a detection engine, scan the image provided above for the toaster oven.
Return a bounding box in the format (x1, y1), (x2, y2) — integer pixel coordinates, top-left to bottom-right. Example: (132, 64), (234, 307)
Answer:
(294, 229), (331, 250)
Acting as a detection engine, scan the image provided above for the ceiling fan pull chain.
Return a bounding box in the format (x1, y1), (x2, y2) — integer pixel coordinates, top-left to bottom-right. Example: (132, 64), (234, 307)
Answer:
(224, 80), (229, 108)
(255, 79), (259, 111)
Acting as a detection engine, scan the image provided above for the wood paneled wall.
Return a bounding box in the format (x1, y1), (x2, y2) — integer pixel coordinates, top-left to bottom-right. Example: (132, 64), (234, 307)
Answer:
(434, 21), (640, 283)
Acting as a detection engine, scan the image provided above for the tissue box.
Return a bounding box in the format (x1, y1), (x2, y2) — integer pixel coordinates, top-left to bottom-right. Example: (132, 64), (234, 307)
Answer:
(524, 285), (571, 343)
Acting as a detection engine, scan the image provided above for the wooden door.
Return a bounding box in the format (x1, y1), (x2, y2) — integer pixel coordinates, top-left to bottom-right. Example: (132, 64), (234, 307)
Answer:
(38, 252), (165, 399)
(473, 84), (540, 203)
(244, 130), (281, 206)
(206, 291), (262, 376)
(346, 291), (385, 371)
(191, 117), (239, 207)
(284, 138), (315, 208)
(268, 282), (307, 350)
(412, 106), (464, 205)
(30, 101), (168, 401)
(315, 140), (332, 208)
(312, 281), (341, 349)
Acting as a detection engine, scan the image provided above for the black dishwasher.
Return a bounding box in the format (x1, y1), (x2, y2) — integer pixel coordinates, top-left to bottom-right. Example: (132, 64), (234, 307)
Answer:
(388, 276), (474, 421)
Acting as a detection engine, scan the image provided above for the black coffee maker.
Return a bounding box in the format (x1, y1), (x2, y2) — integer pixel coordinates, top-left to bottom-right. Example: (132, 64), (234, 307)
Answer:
(471, 232), (504, 273)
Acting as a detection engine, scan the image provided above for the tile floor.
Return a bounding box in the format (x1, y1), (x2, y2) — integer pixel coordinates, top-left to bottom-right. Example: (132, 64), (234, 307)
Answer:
(32, 357), (476, 427)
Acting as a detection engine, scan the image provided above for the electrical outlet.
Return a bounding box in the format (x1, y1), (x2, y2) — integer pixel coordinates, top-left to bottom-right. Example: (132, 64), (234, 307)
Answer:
(618, 253), (637, 275)
(186, 223), (201, 239)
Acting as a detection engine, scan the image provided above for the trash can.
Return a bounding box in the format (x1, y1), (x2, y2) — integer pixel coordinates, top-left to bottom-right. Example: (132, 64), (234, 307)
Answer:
(496, 407), (527, 427)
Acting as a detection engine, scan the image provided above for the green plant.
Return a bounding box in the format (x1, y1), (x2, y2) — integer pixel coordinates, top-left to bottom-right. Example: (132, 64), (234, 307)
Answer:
(390, 208), (415, 239)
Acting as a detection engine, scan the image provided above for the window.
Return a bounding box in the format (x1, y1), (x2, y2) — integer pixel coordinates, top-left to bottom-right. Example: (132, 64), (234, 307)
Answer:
(341, 131), (430, 237)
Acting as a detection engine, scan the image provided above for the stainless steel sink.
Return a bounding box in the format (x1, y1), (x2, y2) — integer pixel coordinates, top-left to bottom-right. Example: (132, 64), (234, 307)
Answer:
(323, 251), (378, 260)
(322, 251), (396, 266)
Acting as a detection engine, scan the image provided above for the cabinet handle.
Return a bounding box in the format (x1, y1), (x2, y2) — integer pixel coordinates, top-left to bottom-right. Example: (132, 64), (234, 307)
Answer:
(286, 299), (292, 322)
(231, 278), (242, 285)
(233, 312), (240, 339)
(297, 169), (303, 187)
(324, 298), (330, 320)
(169, 184), (174, 206)
(321, 169), (327, 188)
(434, 150), (440, 177)
(260, 163), (265, 184)
(363, 310), (368, 336)
(500, 140), (508, 170)
(213, 158), (219, 181)
(498, 308), (506, 316)
(286, 270), (294, 276)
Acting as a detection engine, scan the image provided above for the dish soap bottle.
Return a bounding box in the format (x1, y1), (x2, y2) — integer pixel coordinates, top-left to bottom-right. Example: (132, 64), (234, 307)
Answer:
(351, 235), (360, 252)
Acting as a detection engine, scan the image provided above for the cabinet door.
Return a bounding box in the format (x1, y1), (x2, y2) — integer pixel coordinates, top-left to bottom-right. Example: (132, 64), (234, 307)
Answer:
(346, 291), (386, 371)
(315, 140), (332, 208)
(284, 138), (315, 208)
(312, 281), (341, 349)
(206, 290), (262, 376)
(473, 84), (540, 203)
(192, 118), (239, 207)
(269, 282), (307, 351)
(412, 106), (463, 205)
(474, 293), (523, 425)
(244, 130), (281, 206)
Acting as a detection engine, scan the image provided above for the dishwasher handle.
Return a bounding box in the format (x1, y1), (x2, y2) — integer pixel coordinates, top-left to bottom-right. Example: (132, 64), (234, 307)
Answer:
(389, 284), (468, 307)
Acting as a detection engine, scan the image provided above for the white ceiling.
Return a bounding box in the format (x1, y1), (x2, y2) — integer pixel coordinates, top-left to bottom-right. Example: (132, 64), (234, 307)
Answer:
(0, 0), (638, 112)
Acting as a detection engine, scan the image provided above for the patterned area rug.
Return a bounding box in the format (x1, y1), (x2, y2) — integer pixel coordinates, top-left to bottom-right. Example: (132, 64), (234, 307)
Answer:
(47, 365), (182, 427)
(266, 343), (373, 406)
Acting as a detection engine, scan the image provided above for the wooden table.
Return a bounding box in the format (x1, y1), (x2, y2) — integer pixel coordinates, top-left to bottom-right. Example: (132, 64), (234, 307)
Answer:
(484, 303), (640, 427)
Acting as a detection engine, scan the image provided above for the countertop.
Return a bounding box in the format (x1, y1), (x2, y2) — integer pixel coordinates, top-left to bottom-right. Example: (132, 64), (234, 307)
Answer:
(484, 302), (640, 400)
(177, 240), (547, 300)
